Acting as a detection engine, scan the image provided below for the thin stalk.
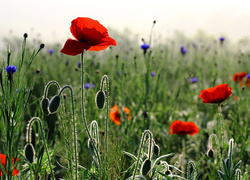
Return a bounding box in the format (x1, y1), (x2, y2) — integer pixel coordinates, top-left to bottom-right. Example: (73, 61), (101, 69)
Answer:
(80, 52), (102, 177)
(28, 117), (55, 180)
(58, 85), (78, 179)
(100, 75), (109, 175)
(132, 130), (152, 180)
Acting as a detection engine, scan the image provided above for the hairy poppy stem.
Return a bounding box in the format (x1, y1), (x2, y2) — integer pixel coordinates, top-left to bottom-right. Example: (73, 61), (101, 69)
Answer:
(100, 75), (110, 175)
(26, 117), (55, 180)
(80, 52), (102, 178)
(132, 130), (152, 180)
(58, 85), (78, 179)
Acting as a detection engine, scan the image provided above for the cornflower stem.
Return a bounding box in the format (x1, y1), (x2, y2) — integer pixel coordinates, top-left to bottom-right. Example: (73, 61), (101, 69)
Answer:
(143, 52), (151, 130)
(100, 75), (109, 175)
(27, 117), (55, 180)
(80, 52), (102, 177)
(58, 85), (78, 180)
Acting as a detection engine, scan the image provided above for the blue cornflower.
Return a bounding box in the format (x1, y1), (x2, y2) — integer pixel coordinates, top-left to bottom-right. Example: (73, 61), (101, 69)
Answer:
(141, 44), (150, 50)
(77, 62), (81, 68)
(219, 37), (225, 42)
(246, 74), (250, 79)
(180, 46), (187, 55)
(151, 71), (155, 77)
(92, 84), (96, 88)
(48, 49), (54, 54)
(189, 77), (198, 83)
(65, 60), (69, 66)
(84, 83), (90, 89)
(6, 65), (17, 74)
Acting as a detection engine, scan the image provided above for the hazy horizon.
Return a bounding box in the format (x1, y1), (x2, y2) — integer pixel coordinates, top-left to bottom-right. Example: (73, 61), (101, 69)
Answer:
(1, 0), (250, 44)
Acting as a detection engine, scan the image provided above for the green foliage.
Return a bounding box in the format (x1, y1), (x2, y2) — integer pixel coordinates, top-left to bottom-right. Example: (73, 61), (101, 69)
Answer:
(0, 30), (250, 179)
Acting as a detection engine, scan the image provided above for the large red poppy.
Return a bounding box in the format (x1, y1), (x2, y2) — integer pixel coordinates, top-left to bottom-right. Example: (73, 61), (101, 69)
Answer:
(109, 104), (132, 125)
(199, 84), (232, 103)
(169, 120), (199, 136)
(0, 154), (19, 176)
(233, 72), (247, 86)
(61, 17), (117, 56)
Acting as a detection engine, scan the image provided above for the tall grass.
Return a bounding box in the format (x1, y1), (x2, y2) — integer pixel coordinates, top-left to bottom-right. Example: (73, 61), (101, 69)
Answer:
(0, 27), (249, 179)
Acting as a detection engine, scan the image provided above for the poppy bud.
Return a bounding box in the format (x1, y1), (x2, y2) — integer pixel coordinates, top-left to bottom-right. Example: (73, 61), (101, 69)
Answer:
(23, 33), (28, 39)
(40, 43), (45, 49)
(95, 90), (105, 109)
(164, 169), (172, 175)
(141, 159), (151, 176)
(206, 149), (214, 159)
(153, 144), (160, 157)
(41, 98), (50, 116)
(143, 111), (148, 118)
(48, 95), (61, 114)
(24, 143), (35, 163)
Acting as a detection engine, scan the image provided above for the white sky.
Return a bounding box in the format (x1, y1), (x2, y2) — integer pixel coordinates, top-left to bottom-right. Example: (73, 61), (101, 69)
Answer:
(1, 0), (250, 44)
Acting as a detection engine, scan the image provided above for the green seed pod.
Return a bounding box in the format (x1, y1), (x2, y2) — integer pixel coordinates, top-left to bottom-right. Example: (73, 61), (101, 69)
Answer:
(95, 90), (105, 109)
(41, 98), (50, 116)
(206, 149), (214, 159)
(48, 95), (61, 113)
(24, 143), (35, 163)
(141, 159), (151, 176)
(153, 144), (160, 157)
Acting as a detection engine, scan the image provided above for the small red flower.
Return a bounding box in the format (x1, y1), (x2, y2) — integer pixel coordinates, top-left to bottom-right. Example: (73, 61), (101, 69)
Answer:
(0, 153), (19, 176)
(169, 120), (199, 136)
(61, 17), (116, 56)
(233, 72), (247, 86)
(109, 104), (132, 125)
(199, 84), (232, 103)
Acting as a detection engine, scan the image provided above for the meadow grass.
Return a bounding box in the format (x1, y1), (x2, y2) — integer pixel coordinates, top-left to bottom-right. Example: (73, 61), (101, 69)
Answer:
(0, 27), (249, 180)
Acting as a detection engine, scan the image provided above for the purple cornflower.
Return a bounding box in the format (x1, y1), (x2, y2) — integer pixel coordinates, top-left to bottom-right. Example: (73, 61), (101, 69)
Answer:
(77, 61), (81, 68)
(65, 60), (69, 66)
(6, 65), (17, 81)
(141, 44), (150, 50)
(92, 84), (96, 88)
(189, 77), (198, 83)
(141, 44), (150, 54)
(180, 46), (187, 55)
(151, 71), (155, 77)
(84, 83), (90, 89)
(246, 74), (250, 79)
(219, 37), (225, 42)
(6, 65), (17, 74)
(48, 49), (54, 54)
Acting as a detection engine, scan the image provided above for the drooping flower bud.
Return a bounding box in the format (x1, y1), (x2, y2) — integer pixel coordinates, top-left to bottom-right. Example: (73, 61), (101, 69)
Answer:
(41, 98), (50, 116)
(24, 143), (35, 163)
(95, 90), (106, 109)
(48, 95), (61, 114)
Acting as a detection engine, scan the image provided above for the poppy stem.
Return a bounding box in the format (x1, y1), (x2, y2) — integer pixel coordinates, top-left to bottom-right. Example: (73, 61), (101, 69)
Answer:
(80, 52), (102, 178)
(58, 85), (78, 179)
(217, 103), (224, 160)
(27, 117), (55, 180)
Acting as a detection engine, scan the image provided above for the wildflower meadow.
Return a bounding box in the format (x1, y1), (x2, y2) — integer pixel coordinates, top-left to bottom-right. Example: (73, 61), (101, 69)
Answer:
(0, 17), (249, 179)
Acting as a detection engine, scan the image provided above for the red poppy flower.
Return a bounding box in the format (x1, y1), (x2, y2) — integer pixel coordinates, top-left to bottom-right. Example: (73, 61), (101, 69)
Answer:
(61, 17), (116, 56)
(199, 84), (232, 103)
(0, 153), (19, 176)
(233, 72), (247, 86)
(247, 78), (250, 87)
(169, 120), (199, 136)
(109, 104), (132, 125)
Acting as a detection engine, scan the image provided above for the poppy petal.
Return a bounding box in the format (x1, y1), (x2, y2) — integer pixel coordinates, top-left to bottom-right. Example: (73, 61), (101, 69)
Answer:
(88, 37), (117, 51)
(60, 38), (91, 56)
(70, 17), (107, 42)
(12, 167), (19, 176)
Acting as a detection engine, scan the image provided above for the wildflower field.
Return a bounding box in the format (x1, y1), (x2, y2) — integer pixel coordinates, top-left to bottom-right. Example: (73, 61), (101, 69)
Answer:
(0, 17), (249, 179)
